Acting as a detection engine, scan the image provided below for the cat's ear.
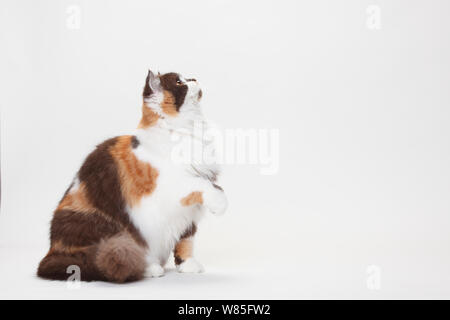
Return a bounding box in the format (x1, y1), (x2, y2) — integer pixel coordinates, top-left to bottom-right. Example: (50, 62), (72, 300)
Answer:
(143, 69), (162, 98)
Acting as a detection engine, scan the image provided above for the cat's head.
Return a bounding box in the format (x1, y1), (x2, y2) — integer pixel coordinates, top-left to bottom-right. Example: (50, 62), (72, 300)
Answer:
(140, 70), (203, 128)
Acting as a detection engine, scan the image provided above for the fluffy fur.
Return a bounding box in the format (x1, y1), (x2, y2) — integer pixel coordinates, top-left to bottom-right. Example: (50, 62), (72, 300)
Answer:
(37, 70), (227, 282)
(95, 232), (147, 283)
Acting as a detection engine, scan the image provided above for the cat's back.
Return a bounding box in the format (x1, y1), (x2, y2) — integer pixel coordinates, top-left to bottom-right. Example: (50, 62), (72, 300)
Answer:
(52, 135), (157, 246)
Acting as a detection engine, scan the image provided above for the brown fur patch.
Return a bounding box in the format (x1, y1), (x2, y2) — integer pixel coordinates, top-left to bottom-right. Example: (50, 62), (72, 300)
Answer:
(138, 104), (160, 128)
(181, 223), (197, 239)
(50, 209), (122, 247)
(180, 191), (203, 206)
(131, 136), (140, 148)
(95, 232), (147, 283)
(159, 73), (188, 111)
(109, 136), (159, 208)
(77, 138), (126, 221)
(38, 245), (104, 282)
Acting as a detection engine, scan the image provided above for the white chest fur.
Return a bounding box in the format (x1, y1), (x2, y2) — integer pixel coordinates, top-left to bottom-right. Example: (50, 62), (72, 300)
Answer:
(128, 126), (218, 265)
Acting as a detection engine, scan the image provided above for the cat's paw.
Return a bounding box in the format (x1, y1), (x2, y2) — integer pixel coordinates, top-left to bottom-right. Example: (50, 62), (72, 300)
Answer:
(203, 189), (228, 216)
(177, 258), (205, 273)
(146, 263), (165, 278)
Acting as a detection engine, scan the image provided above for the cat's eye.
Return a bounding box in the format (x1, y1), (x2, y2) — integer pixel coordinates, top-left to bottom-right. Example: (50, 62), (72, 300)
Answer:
(176, 79), (183, 85)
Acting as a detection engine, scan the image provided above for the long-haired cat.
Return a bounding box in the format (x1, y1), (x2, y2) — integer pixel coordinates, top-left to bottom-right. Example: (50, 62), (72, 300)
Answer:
(37, 70), (227, 282)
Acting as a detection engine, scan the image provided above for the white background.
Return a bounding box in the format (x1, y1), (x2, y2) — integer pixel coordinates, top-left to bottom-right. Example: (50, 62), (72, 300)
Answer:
(1, 0), (450, 299)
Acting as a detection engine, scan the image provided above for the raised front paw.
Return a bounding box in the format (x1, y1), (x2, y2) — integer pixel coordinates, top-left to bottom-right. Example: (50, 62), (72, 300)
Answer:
(204, 188), (228, 216)
(177, 258), (205, 273)
(146, 263), (165, 278)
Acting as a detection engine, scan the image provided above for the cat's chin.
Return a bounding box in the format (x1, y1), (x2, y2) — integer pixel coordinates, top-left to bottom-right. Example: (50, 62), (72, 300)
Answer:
(187, 94), (202, 106)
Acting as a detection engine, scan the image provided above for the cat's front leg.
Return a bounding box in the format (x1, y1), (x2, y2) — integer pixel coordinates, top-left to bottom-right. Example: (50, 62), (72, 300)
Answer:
(174, 224), (204, 273)
(203, 183), (228, 216)
(180, 181), (228, 216)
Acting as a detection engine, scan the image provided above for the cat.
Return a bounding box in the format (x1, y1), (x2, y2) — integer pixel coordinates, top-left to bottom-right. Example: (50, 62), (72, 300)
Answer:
(37, 70), (227, 283)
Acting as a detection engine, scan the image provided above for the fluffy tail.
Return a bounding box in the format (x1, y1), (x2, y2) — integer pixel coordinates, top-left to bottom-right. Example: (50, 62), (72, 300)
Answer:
(37, 233), (147, 283)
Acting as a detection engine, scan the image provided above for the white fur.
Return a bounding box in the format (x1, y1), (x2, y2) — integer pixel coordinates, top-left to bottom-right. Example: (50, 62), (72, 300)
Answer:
(177, 257), (204, 273)
(129, 74), (227, 275)
(147, 263), (165, 278)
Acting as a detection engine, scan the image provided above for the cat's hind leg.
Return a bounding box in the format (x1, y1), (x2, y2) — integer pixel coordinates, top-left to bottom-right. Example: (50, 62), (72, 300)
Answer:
(38, 231), (147, 283)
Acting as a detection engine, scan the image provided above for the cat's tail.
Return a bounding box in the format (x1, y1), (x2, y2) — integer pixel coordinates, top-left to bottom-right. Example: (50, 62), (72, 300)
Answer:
(95, 232), (148, 282)
(37, 232), (147, 283)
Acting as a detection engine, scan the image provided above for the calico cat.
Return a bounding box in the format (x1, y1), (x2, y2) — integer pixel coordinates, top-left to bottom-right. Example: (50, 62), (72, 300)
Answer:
(37, 70), (227, 283)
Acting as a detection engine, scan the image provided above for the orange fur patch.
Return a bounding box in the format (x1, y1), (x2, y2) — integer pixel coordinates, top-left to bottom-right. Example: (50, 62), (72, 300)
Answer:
(49, 240), (89, 255)
(174, 238), (193, 261)
(138, 103), (160, 129)
(180, 191), (203, 206)
(110, 136), (159, 208)
(161, 90), (178, 116)
(57, 182), (96, 214)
